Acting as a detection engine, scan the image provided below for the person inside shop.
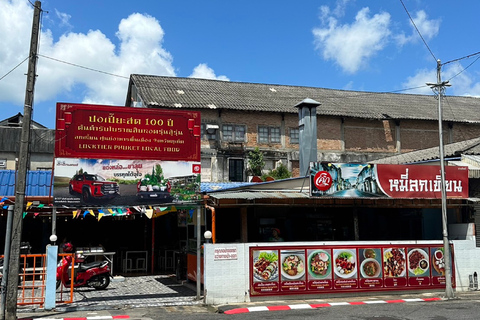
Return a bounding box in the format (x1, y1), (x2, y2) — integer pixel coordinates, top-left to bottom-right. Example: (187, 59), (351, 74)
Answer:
(269, 228), (284, 242)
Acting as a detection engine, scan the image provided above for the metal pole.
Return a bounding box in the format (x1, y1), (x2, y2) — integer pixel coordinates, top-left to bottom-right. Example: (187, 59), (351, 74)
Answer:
(434, 59), (455, 299)
(5, 2), (41, 319)
(196, 207), (201, 300)
(0, 206), (14, 320)
(51, 207), (57, 243)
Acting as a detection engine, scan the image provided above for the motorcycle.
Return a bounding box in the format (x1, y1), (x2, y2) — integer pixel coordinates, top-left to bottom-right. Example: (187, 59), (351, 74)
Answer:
(56, 245), (111, 290)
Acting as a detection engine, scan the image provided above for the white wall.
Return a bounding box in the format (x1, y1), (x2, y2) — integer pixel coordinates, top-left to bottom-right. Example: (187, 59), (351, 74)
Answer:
(453, 239), (480, 291)
(203, 240), (480, 305)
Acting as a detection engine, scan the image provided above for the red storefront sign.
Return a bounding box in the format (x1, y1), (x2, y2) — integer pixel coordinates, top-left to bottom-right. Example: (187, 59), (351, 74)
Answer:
(250, 244), (454, 296)
(55, 103), (201, 161)
(310, 163), (469, 199)
(376, 164), (468, 199)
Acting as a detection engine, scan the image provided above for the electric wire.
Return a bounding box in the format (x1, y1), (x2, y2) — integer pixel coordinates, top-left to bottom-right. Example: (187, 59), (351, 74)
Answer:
(0, 57), (29, 81)
(446, 55), (480, 83)
(38, 54), (130, 80)
(399, 0), (437, 62)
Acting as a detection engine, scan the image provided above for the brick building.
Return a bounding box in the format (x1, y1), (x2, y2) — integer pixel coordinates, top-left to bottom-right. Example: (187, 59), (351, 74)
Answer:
(125, 75), (480, 182)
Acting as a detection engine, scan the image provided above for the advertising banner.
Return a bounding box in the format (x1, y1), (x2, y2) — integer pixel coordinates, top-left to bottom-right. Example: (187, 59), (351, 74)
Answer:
(250, 244), (454, 296)
(310, 163), (468, 199)
(53, 157), (201, 207)
(55, 103), (201, 161)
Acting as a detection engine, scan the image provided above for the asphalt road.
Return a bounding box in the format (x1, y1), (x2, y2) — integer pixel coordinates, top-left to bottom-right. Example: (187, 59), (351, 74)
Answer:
(17, 297), (480, 320)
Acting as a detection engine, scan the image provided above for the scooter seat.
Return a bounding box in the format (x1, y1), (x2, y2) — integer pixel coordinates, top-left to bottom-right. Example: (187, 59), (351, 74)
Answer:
(79, 261), (105, 271)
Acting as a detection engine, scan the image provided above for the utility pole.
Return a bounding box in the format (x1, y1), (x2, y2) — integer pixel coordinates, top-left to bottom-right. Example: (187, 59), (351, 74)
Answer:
(5, 2), (41, 319)
(427, 59), (454, 300)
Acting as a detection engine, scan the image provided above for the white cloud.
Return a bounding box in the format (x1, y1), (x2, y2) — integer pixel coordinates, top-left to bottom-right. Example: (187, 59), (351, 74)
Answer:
(0, 3), (177, 108)
(0, 2), (228, 111)
(396, 10), (440, 46)
(55, 9), (72, 29)
(189, 63), (229, 81)
(313, 7), (391, 74)
(402, 62), (480, 97)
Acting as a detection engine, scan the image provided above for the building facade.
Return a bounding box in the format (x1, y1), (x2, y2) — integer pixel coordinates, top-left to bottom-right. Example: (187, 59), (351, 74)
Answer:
(125, 75), (480, 182)
(0, 113), (54, 170)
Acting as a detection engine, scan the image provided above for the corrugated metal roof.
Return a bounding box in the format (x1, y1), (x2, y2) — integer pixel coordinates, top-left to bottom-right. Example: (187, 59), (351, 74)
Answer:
(207, 191), (310, 200)
(128, 75), (480, 123)
(372, 137), (480, 165)
(0, 170), (53, 197)
(200, 182), (254, 193)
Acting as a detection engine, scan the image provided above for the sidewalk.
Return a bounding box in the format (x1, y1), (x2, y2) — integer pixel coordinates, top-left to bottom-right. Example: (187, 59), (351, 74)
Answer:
(15, 275), (480, 318)
(17, 274), (202, 316)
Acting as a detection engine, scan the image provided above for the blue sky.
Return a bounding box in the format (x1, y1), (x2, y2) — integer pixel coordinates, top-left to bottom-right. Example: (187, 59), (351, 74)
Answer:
(2, 0), (480, 129)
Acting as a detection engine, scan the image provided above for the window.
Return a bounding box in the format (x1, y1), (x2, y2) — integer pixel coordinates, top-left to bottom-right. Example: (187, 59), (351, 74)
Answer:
(229, 159), (244, 182)
(222, 124), (246, 142)
(201, 123), (217, 140)
(258, 126), (281, 143)
(290, 128), (299, 144)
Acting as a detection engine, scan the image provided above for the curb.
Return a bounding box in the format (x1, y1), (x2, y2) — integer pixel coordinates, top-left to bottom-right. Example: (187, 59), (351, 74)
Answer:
(223, 297), (442, 314)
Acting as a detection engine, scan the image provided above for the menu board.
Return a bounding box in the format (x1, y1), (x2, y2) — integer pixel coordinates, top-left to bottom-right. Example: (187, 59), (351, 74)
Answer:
(250, 244), (454, 296)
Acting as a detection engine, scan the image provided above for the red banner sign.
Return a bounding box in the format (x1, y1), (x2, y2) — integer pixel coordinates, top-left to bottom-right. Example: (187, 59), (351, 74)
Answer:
(55, 103), (201, 161)
(310, 163), (469, 199)
(376, 164), (468, 199)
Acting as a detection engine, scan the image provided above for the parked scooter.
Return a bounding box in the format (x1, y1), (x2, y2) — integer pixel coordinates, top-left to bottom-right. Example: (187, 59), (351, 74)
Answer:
(56, 243), (110, 290)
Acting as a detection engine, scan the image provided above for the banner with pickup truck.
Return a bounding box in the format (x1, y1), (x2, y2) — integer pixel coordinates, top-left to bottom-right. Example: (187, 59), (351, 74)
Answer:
(53, 157), (201, 207)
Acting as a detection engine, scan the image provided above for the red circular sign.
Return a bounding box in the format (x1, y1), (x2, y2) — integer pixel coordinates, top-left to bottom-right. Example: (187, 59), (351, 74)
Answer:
(313, 171), (333, 191)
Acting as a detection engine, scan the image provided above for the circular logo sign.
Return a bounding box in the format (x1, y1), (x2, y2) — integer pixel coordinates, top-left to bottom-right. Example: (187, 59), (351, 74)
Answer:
(313, 171), (333, 191)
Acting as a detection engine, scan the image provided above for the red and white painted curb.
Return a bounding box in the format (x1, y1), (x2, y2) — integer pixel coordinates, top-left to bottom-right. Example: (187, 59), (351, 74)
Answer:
(25, 315), (129, 320)
(224, 297), (442, 314)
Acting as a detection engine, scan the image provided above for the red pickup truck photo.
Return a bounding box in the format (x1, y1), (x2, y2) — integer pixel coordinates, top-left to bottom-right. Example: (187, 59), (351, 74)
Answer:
(69, 172), (120, 202)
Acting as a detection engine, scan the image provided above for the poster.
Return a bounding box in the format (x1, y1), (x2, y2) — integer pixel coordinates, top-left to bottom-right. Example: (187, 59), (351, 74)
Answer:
(250, 244), (454, 296)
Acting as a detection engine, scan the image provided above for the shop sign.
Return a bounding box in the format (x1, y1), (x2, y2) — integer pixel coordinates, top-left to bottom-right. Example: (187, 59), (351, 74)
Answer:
(55, 103), (201, 161)
(53, 157), (200, 207)
(310, 163), (468, 199)
(214, 248), (238, 260)
(250, 244), (453, 296)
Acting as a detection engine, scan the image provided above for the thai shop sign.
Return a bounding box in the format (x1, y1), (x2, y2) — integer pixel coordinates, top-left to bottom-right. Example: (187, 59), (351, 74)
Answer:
(250, 244), (454, 296)
(53, 158), (201, 207)
(55, 103), (201, 161)
(310, 163), (468, 199)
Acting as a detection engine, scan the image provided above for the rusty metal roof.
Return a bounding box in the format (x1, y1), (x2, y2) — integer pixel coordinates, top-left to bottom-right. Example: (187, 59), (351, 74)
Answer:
(128, 75), (480, 123)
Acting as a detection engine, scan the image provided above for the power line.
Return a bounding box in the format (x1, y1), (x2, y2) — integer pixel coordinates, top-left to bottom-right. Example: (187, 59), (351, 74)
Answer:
(399, 0), (437, 62)
(0, 57), (29, 81)
(37, 54), (130, 79)
(446, 55), (480, 82)
(442, 51), (480, 66)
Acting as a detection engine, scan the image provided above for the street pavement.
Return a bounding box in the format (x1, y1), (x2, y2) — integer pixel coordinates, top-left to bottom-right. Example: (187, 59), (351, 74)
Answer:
(13, 274), (480, 319)
(16, 274), (205, 319)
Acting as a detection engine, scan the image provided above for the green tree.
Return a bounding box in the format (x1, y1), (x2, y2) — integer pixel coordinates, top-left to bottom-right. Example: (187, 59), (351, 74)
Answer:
(269, 163), (291, 180)
(247, 147), (265, 176)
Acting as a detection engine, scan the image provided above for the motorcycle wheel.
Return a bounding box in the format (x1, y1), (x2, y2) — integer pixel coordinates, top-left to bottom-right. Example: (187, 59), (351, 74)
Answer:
(90, 274), (110, 290)
(56, 280), (61, 289)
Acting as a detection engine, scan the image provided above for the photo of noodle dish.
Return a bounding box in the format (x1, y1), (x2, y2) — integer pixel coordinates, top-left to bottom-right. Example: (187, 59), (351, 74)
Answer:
(383, 248), (406, 277)
(360, 258), (381, 278)
(253, 251), (278, 281)
(333, 249), (357, 278)
(281, 253), (305, 280)
(407, 248), (429, 276)
(308, 250), (331, 279)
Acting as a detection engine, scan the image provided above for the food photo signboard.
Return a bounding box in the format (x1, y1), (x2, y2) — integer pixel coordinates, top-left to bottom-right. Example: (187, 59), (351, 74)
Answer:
(250, 244), (454, 296)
